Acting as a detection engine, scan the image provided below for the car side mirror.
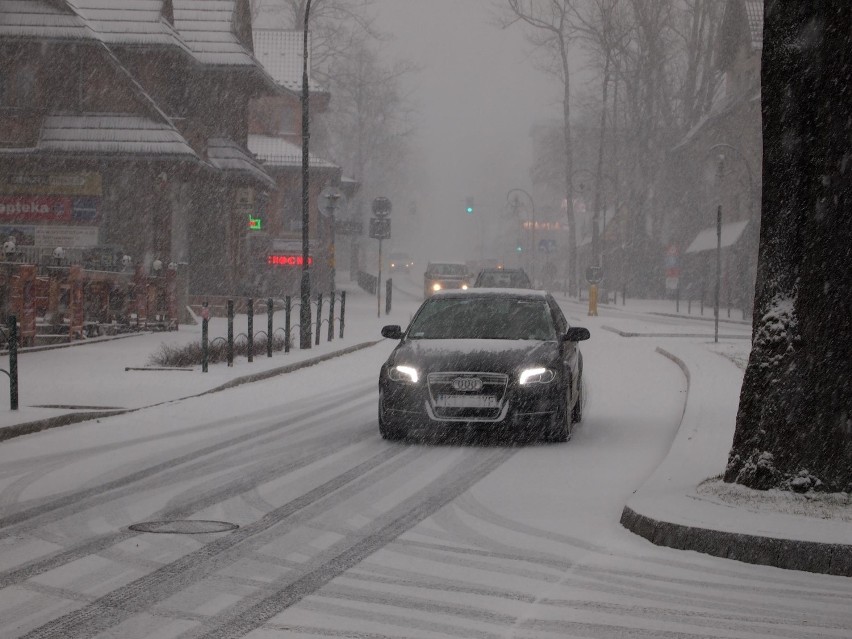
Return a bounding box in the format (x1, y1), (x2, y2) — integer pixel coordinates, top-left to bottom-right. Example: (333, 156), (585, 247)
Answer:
(564, 327), (590, 342)
(381, 325), (404, 340)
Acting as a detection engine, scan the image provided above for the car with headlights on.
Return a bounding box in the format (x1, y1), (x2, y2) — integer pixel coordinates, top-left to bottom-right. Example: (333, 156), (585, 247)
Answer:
(389, 251), (414, 273)
(378, 289), (589, 442)
(473, 267), (533, 289)
(423, 261), (472, 297)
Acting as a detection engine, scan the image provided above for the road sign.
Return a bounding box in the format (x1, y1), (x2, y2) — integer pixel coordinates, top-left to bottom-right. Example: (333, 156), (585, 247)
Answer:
(585, 265), (603, 284)
(369, 217), (391, 240)
(372, 196), (392, 217)
(319, 186), (344, 217)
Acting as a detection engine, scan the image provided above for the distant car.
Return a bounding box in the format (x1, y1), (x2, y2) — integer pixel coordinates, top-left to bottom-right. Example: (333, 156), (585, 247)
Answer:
(473, 267), (533, 289)
(423, 261), (472, 297)
(389, 251), (414, 273)
(378, 289), (589, 442)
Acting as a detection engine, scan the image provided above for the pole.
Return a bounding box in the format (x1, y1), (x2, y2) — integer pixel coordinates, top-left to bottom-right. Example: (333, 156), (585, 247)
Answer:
(8, 315), (17, 410)
(327, 290), (335, 342)
(267, 297), (273, 357)
(377, 237), (383, 318)
(315, 293), (322, 346)
(339, 290), (346, 339)
(201, 304), (208, 373)
(247, 297), (254, 363)
(227, 299), (234, 366)
(299, 0), (314, 350)
(715, 203), (721, 344)
(284, 296), (291, 353)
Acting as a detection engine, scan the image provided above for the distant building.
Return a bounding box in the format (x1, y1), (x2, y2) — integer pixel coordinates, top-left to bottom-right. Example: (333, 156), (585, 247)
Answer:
(0, 0), (287, 304)
(666, 0), (763, 315)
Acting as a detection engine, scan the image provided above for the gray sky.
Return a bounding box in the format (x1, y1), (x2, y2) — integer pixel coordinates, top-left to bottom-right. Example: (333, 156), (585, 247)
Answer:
(373, 0), (560, 262)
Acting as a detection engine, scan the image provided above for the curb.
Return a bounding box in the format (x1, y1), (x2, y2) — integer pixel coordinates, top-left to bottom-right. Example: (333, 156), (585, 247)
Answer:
(620, 506), (852, 577)
(0, 340), (381, 444)
(620, 347), (852, 577)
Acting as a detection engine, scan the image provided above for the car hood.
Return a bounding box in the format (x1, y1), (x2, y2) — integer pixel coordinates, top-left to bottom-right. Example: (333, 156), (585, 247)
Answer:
(389, 338), (559, 374)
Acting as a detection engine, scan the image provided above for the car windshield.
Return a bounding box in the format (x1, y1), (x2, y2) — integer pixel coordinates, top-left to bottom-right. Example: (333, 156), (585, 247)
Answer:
(428, 263), (468, 276)
(476, 270), (531, 287)
(407, 296), (555, 340)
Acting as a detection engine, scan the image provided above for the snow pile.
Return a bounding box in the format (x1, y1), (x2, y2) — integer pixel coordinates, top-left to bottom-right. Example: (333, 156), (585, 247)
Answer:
(698, 478), (852, 522)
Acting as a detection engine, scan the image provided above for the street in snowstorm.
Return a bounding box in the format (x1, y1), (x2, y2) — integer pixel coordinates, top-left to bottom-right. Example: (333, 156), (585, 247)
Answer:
(0, 290), (849, 639)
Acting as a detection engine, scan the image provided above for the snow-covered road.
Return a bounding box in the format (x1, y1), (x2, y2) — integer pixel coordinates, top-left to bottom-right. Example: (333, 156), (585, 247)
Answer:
(0, 299), (850, 638)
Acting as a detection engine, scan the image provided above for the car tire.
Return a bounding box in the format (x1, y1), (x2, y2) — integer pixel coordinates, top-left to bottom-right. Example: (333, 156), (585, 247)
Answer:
(378, 390), (406, 441)
(571, 374), (584, 424)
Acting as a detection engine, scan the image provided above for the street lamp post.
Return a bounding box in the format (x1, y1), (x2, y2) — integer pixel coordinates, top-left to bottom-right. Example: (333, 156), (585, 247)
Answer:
(707, 142), (756, 322)
(506, 188), (535, 284)
(704, 142), (756, 340)
(299, 0), (314, 349)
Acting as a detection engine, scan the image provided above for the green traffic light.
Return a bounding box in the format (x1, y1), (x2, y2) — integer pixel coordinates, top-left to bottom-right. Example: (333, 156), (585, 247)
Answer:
(466, 206), (473, 214)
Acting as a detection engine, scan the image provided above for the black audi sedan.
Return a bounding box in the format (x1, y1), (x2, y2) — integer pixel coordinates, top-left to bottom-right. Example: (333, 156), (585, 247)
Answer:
(378, 289), (589, 442)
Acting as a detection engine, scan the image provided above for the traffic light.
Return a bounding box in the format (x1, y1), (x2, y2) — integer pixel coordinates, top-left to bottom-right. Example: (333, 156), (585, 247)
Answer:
(465, 196), (474, 214)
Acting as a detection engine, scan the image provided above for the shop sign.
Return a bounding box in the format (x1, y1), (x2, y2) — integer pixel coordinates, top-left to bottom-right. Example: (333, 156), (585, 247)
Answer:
(35, 225), (99, 247)
(0, 196), (74, 222)
(0, 172), (102, 196)
(267, 254), (313, 266)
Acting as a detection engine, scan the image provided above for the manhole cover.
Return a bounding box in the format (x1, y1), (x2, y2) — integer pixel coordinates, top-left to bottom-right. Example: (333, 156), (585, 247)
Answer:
(129, 520), (238, 534)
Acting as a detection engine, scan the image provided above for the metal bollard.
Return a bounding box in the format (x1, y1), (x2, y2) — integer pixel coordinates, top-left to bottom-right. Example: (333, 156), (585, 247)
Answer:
(339, 291), (346, 339)
(227, 299), (234, 367)
(328, 291), (335, 343)
(267, 297), (273, 357)
(247, 297), (254, 363)
(315, 293), (323, 346)
(7, 315), (18, 410)
(386, 278), (392, 314)
(284, 296), (291, 353)
(201, 302), (209, 373)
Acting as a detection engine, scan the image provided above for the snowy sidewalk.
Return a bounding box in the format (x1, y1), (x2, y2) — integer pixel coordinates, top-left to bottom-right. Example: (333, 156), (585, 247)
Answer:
(0, 281), (419, 436)
(621, 342), (852, 576)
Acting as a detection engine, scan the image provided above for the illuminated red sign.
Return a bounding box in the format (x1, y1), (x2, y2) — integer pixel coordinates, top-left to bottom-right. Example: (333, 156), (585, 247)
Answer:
(267, 254), (313, 266)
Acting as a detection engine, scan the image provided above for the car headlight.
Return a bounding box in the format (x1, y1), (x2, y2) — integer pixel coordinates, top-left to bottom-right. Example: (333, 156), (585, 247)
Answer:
(519, 367), (555, 385)
(388, 365), (419, 383)
(461, 284), (469, 290)
(432, 283), (442, 292)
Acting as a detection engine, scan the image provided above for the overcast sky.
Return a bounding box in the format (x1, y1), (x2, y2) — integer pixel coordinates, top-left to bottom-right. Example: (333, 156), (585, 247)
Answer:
(373, 0), (561, 262)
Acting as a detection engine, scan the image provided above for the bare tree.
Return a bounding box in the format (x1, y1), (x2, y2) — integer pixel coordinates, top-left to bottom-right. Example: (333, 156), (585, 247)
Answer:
(500, 0), (580, 296)
(725, 1), (852, 493)
(572, 0), (631, 270)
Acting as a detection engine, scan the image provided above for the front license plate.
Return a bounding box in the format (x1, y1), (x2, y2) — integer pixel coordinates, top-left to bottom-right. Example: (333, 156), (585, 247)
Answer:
(435, 395), (497, 408)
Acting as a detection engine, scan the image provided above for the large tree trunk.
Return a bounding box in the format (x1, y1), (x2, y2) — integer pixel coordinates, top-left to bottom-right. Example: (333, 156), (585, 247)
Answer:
(725, 2), (852, 492)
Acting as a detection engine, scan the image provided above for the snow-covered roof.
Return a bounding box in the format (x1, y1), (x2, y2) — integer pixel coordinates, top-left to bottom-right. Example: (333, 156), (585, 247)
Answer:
(65, 0), (192, 53)
(671, 85), (760, 153)
(172, 0), (254, 67)
(253, 29), (324, 94)
(0, 0), (96, 41)
(36, 113), (198, 159)
(685, 220), (748, 253)
(248, 134), (338, 170)
(207, 137), (276, 189)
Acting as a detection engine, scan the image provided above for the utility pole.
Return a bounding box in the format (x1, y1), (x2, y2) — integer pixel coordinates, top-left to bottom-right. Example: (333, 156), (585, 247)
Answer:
(299, 0), (314, 349)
